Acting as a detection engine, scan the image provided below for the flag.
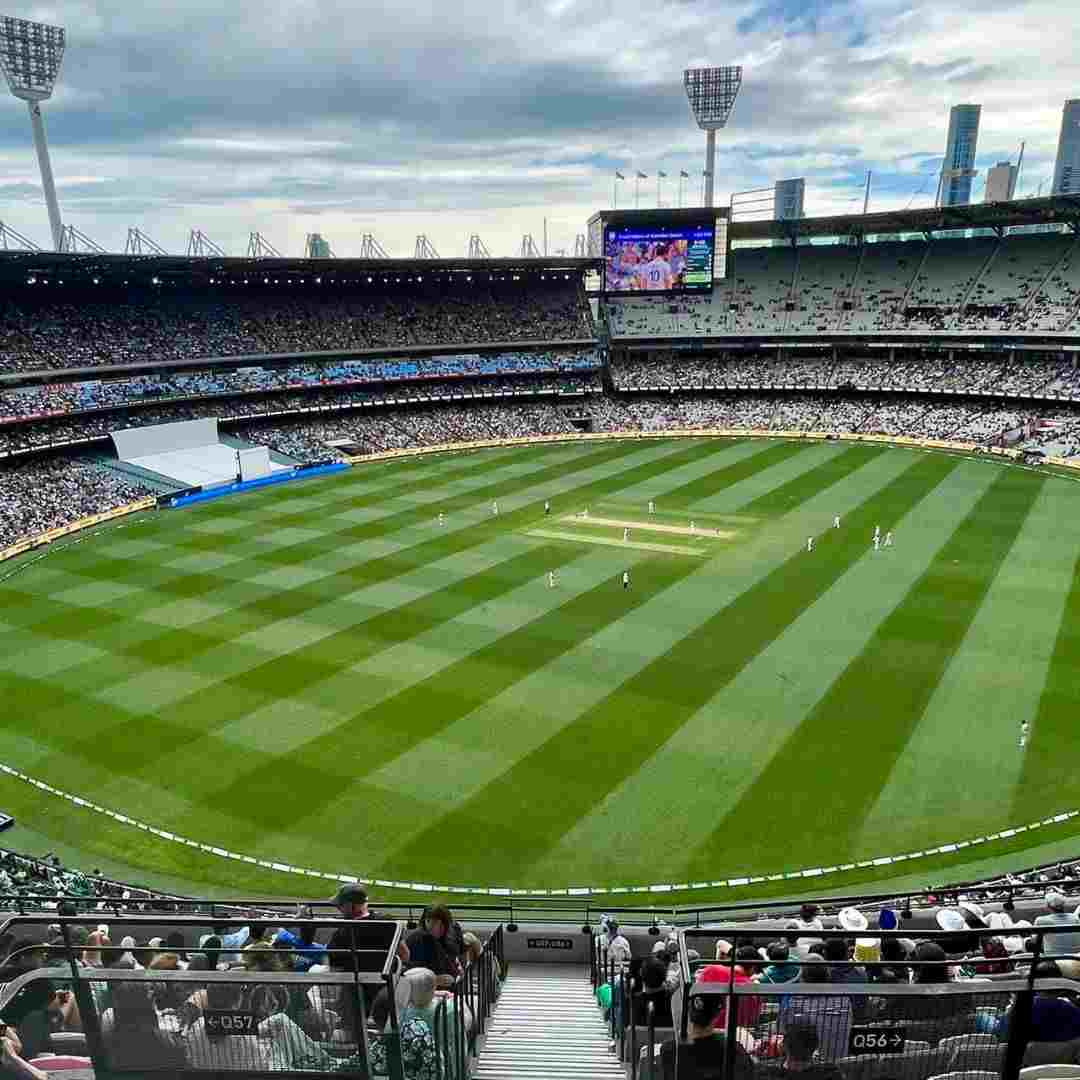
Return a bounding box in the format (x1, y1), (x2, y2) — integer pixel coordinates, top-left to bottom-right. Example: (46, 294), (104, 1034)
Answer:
(680, 170), (689, 178)
(636, 171), (648, 179)
(658, 171), (668, 178)
(615, 171), (625, 180)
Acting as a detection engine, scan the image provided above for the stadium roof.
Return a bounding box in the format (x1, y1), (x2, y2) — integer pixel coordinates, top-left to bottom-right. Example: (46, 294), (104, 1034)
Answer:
(0, 251), (600, 284)
(729, 194), (1080, 241)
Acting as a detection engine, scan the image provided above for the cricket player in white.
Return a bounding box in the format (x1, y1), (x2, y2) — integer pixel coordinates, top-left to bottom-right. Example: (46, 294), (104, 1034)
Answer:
(873, 535), (880, 552)
(492, 500), (499, 516)
(622, 569), (631, 590)
(834, 515), (840, 529)
(623, 527), (630, 542)
(648, 500), (655, 514)
(438, 512), (444, 527)
(884, 531), (893, 547)
(690, 520), (696, 532)
(807, 536), (814, 552)
(544, 500), (550, 516)
(1019, 720), (1030, 748)
(874, 524), (880, 539)
(548, 570), (556, 589)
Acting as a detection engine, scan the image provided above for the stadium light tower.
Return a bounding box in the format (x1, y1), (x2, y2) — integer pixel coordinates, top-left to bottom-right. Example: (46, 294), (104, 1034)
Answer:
(684, 66), (742, 208)
(0, 15), (66, 251)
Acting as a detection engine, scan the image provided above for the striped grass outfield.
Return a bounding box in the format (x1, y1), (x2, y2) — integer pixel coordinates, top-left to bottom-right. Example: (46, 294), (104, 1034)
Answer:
(2, 437), (1080, 902)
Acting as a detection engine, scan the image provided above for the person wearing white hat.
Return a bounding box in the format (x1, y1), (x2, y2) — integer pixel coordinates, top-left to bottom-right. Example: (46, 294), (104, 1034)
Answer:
(1035, 892), (1080, 957)
(837, 907), (869, 933)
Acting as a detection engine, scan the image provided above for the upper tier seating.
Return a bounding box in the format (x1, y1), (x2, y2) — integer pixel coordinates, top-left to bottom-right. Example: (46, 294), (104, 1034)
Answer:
(0, 279), (593, 373)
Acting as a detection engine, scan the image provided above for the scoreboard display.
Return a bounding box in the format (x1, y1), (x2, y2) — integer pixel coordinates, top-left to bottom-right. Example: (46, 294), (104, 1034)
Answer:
(603, 214), (716, 294)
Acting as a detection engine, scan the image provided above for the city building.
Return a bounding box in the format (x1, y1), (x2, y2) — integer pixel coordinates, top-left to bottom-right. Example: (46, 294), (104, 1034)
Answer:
(306, 233), (332, 258)
(937, 104), (981, 207)
(774, 178), (805, 221)
(1052, 99), (1080, 195)
(985, 161), (1018, 202)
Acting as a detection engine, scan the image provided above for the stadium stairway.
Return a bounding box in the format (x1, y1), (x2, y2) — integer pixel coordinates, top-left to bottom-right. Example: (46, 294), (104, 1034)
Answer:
(473, 964), (627, 1079)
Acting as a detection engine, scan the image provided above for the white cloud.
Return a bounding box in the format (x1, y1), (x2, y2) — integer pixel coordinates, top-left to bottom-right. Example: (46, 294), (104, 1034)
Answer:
(0, 0), (1076, 255)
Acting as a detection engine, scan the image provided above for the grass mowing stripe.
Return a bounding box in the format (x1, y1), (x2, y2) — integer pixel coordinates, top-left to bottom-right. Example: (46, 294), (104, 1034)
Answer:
(740, 444), (887, 516)
(122, 441), (637, 561)
(262, 559), (703, 793)
(659, 440), (812, 504)
(855, 477), (1080, 849)
(175, 441), (556, 532)
(376, 453), (959, 884)
(1012, 548), (1080, 822)
(690, 465), (1045, 878)
(17, 443), (738, 787)
(38, 441), (657, 654)
(8, 544), (591, 800)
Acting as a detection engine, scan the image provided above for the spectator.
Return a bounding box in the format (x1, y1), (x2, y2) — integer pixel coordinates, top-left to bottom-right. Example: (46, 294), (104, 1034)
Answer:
(756, 943), (801, 985)
(1035, 892), (1080, 956)
(698, 949), (762, 1030)
(99, 980), (186, 1070)
(762, 1021), (845, 1080)
(272, 907), (328, 973)
(778, 961), (853, 1060)
(404, 905), (463, 985)
(659, 988), (753, 1079)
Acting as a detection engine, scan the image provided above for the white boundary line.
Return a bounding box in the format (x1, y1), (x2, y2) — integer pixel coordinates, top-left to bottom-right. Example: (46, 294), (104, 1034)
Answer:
(0, 762), (1074, 897)
(3, 435), (1079, 897)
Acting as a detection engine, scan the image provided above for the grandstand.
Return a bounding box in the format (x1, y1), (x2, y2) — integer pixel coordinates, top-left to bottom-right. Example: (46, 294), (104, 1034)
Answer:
(5, 201), (1080, 1079)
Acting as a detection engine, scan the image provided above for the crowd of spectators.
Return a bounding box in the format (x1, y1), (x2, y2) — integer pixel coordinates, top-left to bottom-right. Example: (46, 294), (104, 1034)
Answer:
(610, 351), (1080, 400)
(0, 458), (151, 551)
(0, 881), (495, 1079)
(0, 350), (600, 422)
(0, 374), (601, 459)
(590, 393), (1058, 447)
(0, 280), (593, 373)
(601, 899), (1080, 1080)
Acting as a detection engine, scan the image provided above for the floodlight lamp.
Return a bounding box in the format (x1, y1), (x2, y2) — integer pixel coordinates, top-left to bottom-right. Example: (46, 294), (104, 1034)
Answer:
(0, 15), (66, 102)
(684, 66), (742, 131)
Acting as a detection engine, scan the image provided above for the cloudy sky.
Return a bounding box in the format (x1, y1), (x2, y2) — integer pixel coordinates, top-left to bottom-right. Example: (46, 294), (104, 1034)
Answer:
(0, 0), (1077, 258)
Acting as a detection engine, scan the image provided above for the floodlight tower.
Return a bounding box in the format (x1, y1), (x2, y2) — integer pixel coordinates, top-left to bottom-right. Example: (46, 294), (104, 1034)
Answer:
(0, 16), (66, 251)
(684, 66), (742, 208)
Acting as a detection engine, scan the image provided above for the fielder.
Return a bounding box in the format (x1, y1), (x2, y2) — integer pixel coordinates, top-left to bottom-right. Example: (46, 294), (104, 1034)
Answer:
(884, 531), (893, 548)
(648, 500), (655, 515)
(807, 536), (814, 552)
(438, 512), (445, 527)
(544, 500), (550, 516)
(873, 535), (881, 552)
(623, 527), (630, 542)
(492, 500), (499, 517)
(622, 569), (631, 590)
(834, 515), (841, 529)
(1019, 720), (1030, 749)
(548, 570), (556, 589)
(874, 524), (880, 539)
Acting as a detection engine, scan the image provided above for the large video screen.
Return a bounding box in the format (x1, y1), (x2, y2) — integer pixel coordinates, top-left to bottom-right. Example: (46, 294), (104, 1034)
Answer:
(603, 220), (715, 293)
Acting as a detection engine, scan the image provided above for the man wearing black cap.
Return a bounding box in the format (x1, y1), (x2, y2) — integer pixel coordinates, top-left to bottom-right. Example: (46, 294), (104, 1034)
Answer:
(328, 884), (410, 972)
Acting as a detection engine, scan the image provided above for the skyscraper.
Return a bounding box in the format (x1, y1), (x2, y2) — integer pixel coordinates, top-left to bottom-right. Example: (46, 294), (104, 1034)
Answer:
(985, 161), (1018, 202)
(774, 177), (805, 220)
(1052, 99), (1080, 195)
(937, 104), (981, 207)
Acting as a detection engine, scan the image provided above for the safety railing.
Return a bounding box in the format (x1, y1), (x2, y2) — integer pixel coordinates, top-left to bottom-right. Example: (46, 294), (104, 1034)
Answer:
(645, 924), (1080, 1080)
(0, 912), (505, 1079)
